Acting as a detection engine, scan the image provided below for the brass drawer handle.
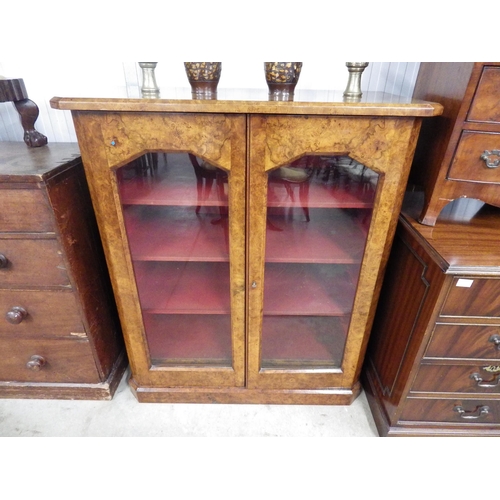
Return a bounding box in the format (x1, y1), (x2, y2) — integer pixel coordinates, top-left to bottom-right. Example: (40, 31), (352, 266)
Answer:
(454, 404), (490, 420)
(26, 355), (46, 371)
(480, 149), (500, 168)
(0, 253), (8, 269)
(470, 372), (500, 388)
(489, 334), (500, 350)
(5, 306), (28, 325)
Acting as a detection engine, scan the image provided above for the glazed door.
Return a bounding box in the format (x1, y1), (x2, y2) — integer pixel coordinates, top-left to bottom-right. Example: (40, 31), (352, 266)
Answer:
(73, 112), (246, 389)
(247, 114), (417, 390)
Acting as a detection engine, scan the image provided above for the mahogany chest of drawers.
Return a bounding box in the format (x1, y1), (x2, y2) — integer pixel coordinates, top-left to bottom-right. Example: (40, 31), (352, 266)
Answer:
(363, 196), (500, 436)
(410, 62), (500, 226)
(0, 142), (127, 399)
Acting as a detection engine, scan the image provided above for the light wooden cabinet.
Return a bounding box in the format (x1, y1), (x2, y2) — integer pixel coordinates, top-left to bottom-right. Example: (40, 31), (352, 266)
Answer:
(51, 91), (441, 403)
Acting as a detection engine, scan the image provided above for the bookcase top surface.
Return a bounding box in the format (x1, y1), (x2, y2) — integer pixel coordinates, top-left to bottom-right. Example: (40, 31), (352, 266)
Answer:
(50, 90), (442, 117)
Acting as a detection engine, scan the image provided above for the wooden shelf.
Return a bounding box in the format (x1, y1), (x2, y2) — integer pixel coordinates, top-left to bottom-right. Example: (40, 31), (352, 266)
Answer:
(119, 153), (376, 210)
(122, 174), (373, 209)
(121, 178), (228, 207)
(124, 205), (229, 262)
(261, 315), (348, 368)
(133, 260), (357, 317)
(119, 153), (228, 207)
(263, 263), (358, 316)
(266, 208), (369, 264)
(268, 176), (375, 209)
(144, 313), (232, 366)
(145, 313), (348, 369)
(133, 261), (231, 314)
(124, 205), (369, 264)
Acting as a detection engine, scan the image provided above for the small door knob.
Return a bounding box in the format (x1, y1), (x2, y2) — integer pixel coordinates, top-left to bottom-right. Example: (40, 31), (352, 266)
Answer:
(6, 306), (28, 324)
(26, 355), (46, 371)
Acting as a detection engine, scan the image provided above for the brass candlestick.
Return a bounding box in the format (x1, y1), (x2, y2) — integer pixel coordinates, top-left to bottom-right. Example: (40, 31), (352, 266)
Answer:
(343, 62), (368, 102)
(139, 62), (160, 98)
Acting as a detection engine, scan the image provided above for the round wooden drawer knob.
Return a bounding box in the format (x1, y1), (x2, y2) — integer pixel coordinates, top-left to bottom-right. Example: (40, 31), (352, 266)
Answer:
(26, 355), (46, 371)
(0, 254), (8, 269)
(6, 306), (28, 324)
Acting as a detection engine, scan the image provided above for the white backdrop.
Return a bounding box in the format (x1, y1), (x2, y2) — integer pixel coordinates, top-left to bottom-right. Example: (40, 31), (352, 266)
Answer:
(0, 61), (420, 144)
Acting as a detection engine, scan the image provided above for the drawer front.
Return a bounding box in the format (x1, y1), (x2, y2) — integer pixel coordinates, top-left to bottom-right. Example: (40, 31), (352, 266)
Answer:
(0, 188), (55, 232)
(400, 397), (500, 424)
(441, 277), (500, 318)
(0, 290), (85, 338)
(411, 363), (500, 394)
(467, 66), (500, 124)
(425, 324), (500, 360)
(0, 238), (70, 286)
(448, 131), (500, 184)
(0, 337), (99, 383)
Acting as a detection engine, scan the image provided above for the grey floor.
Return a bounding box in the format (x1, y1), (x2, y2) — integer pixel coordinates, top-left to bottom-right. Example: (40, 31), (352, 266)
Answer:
(0, 369), (379, 437)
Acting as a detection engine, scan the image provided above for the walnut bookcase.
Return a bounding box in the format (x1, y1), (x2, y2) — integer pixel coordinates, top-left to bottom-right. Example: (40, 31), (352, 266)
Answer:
(51, 90), (441, 403)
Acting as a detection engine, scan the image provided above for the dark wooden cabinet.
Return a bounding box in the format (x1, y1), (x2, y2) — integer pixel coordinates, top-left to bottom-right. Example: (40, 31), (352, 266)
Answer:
(363, 196), (500, 436)
(50, 92), (441, 404)
(0, 142), (127, 399)
(410, 62), (500, 226)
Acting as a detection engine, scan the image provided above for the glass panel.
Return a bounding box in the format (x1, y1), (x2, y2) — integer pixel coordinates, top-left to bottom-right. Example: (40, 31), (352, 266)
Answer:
(116, 152), (232, 367)
(262, 155), (378, 369)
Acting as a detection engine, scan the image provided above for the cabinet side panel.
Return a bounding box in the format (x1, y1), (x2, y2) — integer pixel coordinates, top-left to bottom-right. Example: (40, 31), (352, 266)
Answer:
(46, 158), (124, 379)
(364, 222), (444, 412)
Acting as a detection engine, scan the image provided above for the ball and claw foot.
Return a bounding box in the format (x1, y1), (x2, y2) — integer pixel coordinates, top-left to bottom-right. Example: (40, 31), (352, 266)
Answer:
(14, 98), (48, 147)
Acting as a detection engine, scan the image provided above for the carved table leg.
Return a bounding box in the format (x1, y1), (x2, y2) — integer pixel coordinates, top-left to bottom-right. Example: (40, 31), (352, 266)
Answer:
(13, 98), (48, 147)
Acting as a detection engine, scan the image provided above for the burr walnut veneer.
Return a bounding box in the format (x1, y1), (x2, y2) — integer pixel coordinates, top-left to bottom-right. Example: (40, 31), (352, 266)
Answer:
(363, 196), (500, 436)
(0, 142), (126, 399)
(51, 91), (441, 404)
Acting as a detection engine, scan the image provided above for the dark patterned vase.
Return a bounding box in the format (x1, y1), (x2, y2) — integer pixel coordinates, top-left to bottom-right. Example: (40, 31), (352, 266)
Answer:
(184, 62), (222, 100)
(264, 62), (303, 101)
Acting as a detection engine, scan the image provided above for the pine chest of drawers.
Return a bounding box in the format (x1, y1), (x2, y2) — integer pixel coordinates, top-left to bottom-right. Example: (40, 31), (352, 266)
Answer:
(0, 142), (127, 399)
(363, 196), (500, 436)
